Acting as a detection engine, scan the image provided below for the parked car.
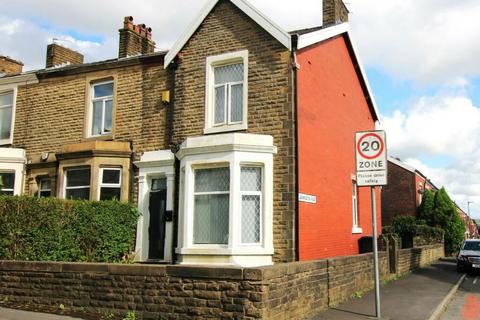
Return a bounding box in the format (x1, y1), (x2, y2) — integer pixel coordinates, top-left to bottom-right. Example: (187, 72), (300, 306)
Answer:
(457, 239), (480, 272)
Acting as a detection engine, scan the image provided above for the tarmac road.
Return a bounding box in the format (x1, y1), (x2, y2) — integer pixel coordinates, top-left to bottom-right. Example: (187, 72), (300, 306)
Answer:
(440, 271), (480, 320)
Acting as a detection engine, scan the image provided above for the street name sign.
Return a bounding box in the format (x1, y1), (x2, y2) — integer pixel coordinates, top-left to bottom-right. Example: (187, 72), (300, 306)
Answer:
(355, 130), (387, 187)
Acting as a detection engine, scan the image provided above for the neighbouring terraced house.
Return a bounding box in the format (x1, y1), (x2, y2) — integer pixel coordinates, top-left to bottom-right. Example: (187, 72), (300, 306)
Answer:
(0, 0), (381, 266)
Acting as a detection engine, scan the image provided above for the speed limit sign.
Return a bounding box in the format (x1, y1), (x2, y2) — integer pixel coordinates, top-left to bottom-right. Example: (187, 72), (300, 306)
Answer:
(355, 130), (387, 186)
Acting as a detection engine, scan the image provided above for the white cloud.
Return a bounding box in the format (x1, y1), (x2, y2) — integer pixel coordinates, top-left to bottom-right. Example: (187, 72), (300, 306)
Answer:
(381, 95), (480, 159)
(348, 0), (480, 85)
(381, 95), (480, 218)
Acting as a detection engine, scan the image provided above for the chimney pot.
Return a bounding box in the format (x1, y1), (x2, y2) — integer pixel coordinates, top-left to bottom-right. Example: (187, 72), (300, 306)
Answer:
(118, 16), (155, 58)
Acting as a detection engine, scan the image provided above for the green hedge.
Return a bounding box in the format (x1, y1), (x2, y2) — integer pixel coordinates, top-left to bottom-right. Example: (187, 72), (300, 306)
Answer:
(391, 216), (444, 248)
(0, 196), (140, 263)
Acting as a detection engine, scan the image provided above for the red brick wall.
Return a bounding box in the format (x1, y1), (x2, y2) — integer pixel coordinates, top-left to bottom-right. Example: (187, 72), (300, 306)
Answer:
(296, 35), (380, 260)
(381, 162), (416, 225)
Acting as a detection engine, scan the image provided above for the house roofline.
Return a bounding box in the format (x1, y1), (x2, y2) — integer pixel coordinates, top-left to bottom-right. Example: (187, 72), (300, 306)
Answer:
(296, 23), (380, 122)
(163, 0), (291, 68)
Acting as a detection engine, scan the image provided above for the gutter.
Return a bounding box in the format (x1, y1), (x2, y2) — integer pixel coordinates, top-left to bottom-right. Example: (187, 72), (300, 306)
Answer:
(291, 34), (300, 261)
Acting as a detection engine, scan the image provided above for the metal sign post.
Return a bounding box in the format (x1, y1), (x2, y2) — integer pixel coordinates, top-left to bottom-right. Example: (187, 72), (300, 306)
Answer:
(355, 130), (387, 319)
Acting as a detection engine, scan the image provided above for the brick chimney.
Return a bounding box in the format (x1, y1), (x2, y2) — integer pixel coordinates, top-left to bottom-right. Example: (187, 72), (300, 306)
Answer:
(46, 43), (84, 68)
(0, 55), (23, 76)
(323, 0), (349, 26)
(118, 16), (155, 58)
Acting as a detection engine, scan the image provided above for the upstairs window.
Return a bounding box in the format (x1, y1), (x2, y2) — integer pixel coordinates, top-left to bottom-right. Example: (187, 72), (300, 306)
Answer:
(64, 168), (91, 200)
(0, 91), (14, 144)
(205, 50), (248, 134)
(99, 168), (121, 200)
(0, 172), (14, 195)
(90, 81), (113, 136)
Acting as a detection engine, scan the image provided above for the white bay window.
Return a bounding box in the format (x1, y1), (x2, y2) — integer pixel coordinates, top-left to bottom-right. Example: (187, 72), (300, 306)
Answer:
(176, 133), (275, 267)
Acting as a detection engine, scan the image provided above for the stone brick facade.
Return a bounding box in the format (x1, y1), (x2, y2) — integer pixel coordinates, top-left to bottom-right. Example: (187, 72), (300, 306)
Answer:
(0, 56), (23, 76)
(0, 242), (443, 319)
(45, 43), (84, 68)
(172, 0), (296, 262)
(12, 55), (170, 199)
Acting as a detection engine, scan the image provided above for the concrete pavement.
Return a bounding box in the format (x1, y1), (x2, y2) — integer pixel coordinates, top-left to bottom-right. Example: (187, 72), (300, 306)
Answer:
(316, 260), (463, 320)
(0, 307), (83, 320)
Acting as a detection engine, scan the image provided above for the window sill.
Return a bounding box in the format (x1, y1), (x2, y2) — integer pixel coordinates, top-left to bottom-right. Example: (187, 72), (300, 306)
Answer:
(83, 134), (114, 142)
(0, 139), (13, 146)
(204, 123), (247, 135)
(176, 246), (273, 256)
(352, 227), (363, 234)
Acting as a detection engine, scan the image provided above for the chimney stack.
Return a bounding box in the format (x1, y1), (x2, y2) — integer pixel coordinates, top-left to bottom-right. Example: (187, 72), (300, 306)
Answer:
(323, 0), (349, 26)
(0, 56), (23, 76)
(46, 43), (84, 68)
(118, 16), (155, 58)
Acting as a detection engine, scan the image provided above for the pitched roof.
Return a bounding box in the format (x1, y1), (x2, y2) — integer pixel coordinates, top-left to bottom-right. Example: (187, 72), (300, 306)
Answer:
(163, 0), (291, 68)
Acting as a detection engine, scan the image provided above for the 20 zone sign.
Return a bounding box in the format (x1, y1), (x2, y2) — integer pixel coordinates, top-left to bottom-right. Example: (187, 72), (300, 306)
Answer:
(355, 131), (387, 186)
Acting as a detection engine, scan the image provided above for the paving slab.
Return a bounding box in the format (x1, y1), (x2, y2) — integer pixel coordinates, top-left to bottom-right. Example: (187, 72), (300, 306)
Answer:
(0, 307), (84, 320)
(316, 261), (462, 320)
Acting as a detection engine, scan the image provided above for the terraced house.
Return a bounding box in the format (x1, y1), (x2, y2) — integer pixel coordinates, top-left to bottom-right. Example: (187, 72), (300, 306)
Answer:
(0, 0), (381, 267)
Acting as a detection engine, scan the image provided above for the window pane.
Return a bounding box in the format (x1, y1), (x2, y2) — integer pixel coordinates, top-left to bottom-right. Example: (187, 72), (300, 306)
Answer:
(0, 172), (14, 189)
(102, 169), (120, 184)
(195, 167), (229, 192)
(66, 169), (90, 187)
(0, 106), (12, 140)
(151, 178), (166, 191)
(0, 92), (13, 106)
(66, 188), (90, 200)
(92, 101), (102, 135)
(40, 179), (51, 190)
(194, 194), (229, 244)
(242, 195), (260, 243)
(0, 190), (14, 196)
(241, 167), (261, 191)
(104, 99), (113, 132)
(100, 187), (121, 201)
(230, 83), (243, 122)
(93, 82), (113, 98)
(214, 63), (243, 85)
(214, 86), (225, 124)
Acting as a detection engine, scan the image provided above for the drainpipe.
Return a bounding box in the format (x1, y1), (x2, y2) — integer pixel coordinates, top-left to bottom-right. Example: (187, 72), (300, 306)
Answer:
(167, 57), (179, 264)
(291, 34), (300, 261)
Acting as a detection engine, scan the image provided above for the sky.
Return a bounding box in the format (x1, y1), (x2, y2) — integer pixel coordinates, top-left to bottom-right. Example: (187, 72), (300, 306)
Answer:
(1, 0), (479, 218)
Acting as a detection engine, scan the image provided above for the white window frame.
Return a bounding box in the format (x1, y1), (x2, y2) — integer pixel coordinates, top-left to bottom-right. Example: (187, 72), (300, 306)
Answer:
(63, 167), (91, 200)
(239, 165), (263, 245)
(352, 180), (362, 234)
(0, 171), (15, 195)
(192, 165), (231, 247)
(98, 167), (122, 200)
(88, 80), (114, 137)
(0, 89), (16, 145)
(37, 178), (52, 198)
(204, 50), (248, 134)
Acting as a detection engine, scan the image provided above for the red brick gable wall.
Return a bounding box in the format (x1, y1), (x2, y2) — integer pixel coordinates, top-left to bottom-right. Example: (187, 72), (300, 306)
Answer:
(381, 162), (417, 225)
(296, 35), (380, 260)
